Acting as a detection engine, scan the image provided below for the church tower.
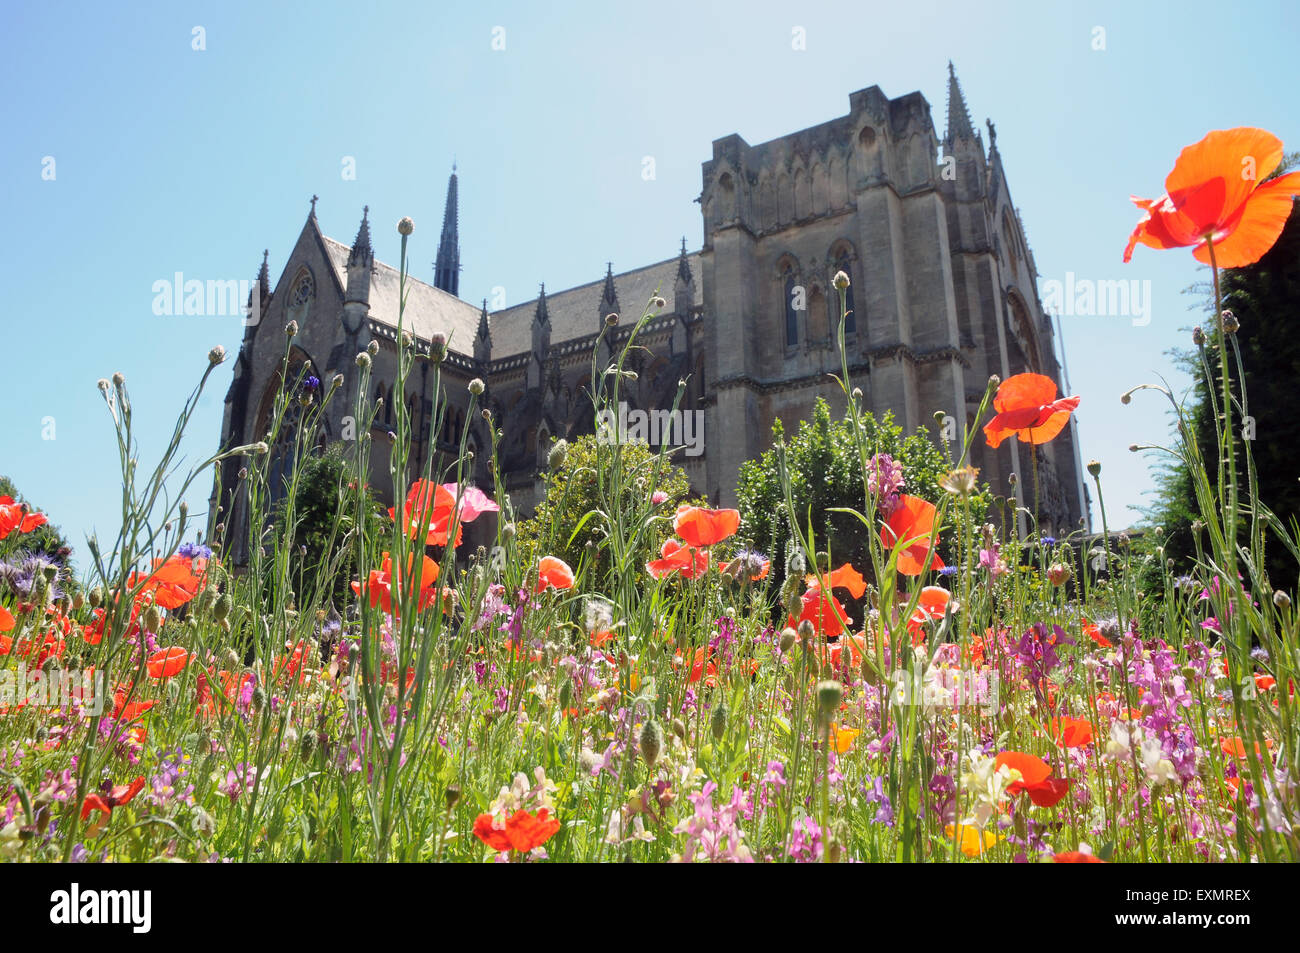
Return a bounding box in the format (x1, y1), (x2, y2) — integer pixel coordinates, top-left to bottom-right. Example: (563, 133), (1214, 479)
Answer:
(434, 166), (460, 296)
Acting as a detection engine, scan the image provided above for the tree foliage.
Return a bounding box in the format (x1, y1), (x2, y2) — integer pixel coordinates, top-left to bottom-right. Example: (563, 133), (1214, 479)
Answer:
(736, 396), (987, 590)
(516, 433), (697, 581)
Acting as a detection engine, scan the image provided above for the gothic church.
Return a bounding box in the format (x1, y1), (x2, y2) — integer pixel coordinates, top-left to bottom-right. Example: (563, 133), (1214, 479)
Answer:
(214, 65), (1088, 562)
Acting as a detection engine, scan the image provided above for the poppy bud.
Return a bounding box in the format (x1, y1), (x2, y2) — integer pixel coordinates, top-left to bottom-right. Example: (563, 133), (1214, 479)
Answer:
(1086, 460), (1101, 478)
(397, 216), (415, 236)
(639, 719), (663, 766)
(1192, 326), (1206, 346)
(605, 312), (619, 327)
(1220, 309), (1239, 334)
(1047, 563), (1070, 586)
(710, 702), (727, 741)
(88, 586), (103, 609)
(299, 730), (317, 761)
(214, 591), (232, 621)
(558, 678), (572, 711)
(468, 378), (485, 396)
(797, 620), (815, 645)
(779, 627), (797, 653)
(816, 679), (843, 715)
(208, 345), (226, 366)
(832, 270), (850, 291)
(652, 296), (666, 310)
(285, 320), (298, 338)
(671, 718), (687, 740)
(143, 604), (162, 634)
(1274, 590), (1291, 611)
(548, 439), (568, 471)
(443, 784), (461, 810)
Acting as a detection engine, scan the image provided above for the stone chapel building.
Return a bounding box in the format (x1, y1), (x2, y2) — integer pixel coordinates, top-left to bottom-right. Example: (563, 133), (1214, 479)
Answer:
(213, 65), (1088, 562)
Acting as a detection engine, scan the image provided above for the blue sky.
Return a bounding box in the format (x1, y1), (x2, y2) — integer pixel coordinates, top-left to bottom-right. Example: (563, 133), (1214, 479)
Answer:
(3, 0), (1297, 562)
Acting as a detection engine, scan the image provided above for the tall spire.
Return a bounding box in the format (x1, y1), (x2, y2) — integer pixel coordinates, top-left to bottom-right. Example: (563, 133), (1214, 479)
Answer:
(257, 249), (270, 299)
(434, 165), (460, 296)
(347, 205), (373, 267)
(600, 263), (619, 313)
(535, 282), (550, 325)
(474, 298), (492, 363)
(945, 61), (976, 145)
(676, 237), (693, 284)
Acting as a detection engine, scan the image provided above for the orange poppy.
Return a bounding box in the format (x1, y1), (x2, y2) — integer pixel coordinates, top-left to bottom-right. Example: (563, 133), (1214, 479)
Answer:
(946, 823), (999, 858)
(146, 647), (189, 679)
(0, 605), (13, 633)
(983, 374), (1080, 448)
(473, 808), (561, 853)
(1219, 736), (1274, 759)
(647, 539), (709, 580)
(1124, 127), (1300, 268)
(352, 551), (441, 615)
(881, 495), (944, 576)
(129, 553), (212, 610)
(536, 556), (575, 593)
(673, 506), (740, 548)
(0, 496), (47, 540)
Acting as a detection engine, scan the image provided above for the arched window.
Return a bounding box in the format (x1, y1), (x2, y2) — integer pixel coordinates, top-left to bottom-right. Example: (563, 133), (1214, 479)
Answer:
(286, 268), (314, 325)
(782, 265), (800, 348)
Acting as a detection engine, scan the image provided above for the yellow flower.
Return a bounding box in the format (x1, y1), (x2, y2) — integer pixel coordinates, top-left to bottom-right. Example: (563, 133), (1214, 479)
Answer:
(946, 823), (1000, 858)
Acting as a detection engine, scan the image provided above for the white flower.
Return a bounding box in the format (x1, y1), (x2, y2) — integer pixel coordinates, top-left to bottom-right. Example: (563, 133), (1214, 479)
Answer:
(1139, 738), (1178, 786)
(960, 748), (1016, 829)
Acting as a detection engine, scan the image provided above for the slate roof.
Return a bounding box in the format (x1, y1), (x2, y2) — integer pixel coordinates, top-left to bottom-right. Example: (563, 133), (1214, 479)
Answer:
(321, 236), (482, 354)
(487, 254), (702, 358)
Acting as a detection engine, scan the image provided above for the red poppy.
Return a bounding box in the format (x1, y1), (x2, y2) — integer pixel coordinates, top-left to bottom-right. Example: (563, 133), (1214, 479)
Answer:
(129, 552), (215, 611)
(1054, 850), (1105, 863)
(0, 496), (47, 540)
(473, 808), (561, 853)
(881, 495), (944, 576)
(536, 556), (575, 593)
(1082, 618), (1110, 648)
(392, 480), (498, 547)
(647, 539), (709, 580)
(1051, 716), (1094, 749)
(995, 750), (1071, 808)
(673, 506), (740, 548)
(1220, 736), (1273, 759)
(790, 585), (850, 639)
(1124, 127), (1300, 268)
(983, 374), (1080, 449)
(0, 605), (13, 633)
(146, 647), (189, 679)
(80, 776), (146, 821)
(352, 551), (441, 615)
(904, 586), (952, 645)
(806, 562), (867, 599)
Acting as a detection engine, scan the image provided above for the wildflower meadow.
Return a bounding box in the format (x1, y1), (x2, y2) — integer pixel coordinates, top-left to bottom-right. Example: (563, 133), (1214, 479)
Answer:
(3, 112), (1300, 911)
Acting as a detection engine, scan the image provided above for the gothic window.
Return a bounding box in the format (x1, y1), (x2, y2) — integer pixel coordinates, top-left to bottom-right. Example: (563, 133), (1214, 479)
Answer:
(286, 268), (314, 325)
(781, 262), (800, 348)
